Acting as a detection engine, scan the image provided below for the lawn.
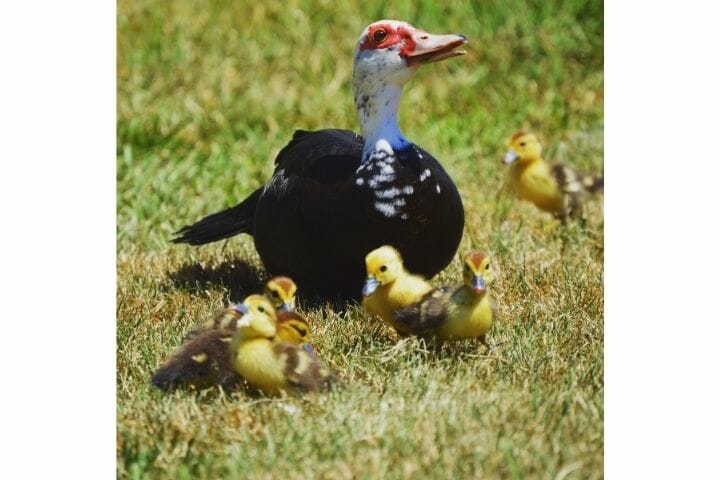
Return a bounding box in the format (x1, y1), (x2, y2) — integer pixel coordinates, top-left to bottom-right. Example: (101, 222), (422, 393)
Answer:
(117, 0), (604, 478)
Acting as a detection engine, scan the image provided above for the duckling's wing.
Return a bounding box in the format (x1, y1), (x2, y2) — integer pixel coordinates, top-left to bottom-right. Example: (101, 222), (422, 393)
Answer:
(273, 343), (338, 392)
(553, 163), (603, 195)
(184, 307), (240, 341)
(393, 287), (455, 334)
(151, 329), (240, 392)
(551, 164), (584, 194)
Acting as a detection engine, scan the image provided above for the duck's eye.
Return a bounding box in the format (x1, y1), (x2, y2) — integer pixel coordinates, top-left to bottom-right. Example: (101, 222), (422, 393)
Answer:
(271, 291), (279, 298)
(486, 263), (491, 270)
(380, 265), (388, 272)
(519, 142), (526, 147)
(258, 306), (265, 313)
(373, 29), (387, 43)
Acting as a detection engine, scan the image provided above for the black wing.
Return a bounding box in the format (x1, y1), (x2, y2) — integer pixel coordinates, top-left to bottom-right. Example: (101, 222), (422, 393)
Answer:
(274, 129), (364, 182)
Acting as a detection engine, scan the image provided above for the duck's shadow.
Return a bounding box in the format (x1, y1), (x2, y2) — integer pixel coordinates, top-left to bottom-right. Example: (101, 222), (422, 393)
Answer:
(166, 257), (266, 303)
(165, 256), (359, 310)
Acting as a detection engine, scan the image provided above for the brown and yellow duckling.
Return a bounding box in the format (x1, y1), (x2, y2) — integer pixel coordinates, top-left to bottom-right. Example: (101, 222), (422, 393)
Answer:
(503, 131), (603, 222)
(151, 304), (246, 391)
(362, 245), (433, 334)
(230, 295), (337, 395)
(152, 276), (312, 392)
(394, 251), (497, 352)
(184, 276), (311, 344)
(265, 276), (314, 353)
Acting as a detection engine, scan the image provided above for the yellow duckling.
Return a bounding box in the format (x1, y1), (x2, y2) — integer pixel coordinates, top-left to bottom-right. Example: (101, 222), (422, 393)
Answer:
(152, 277), (312, 392)
(231, 295), (337, 395)
(503, 131), (603, 221)
(264, 275), (297, 312)
(394, 251), (497, 351)
(362, 245), (433, 334)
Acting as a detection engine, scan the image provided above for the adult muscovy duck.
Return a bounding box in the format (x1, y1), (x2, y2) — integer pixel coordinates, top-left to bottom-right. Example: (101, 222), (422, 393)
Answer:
(173, 20), (467, 298)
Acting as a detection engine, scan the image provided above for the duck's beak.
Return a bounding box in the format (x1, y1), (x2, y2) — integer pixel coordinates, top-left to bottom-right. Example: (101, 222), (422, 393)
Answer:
(503, 150), (519, 165)
(471, 275), (486, 293)
(278, 302), (293, 312)
(362, 276), (381, 297)
(404, 30), (467, 67)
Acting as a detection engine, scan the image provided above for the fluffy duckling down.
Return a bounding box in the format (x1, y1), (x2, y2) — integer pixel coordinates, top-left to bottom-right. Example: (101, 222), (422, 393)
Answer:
(503, 131), (603, 221)
(152, 277), (312, 392)
(362, 245), (433, 334)
(394, 251), (497, 351)
(151, 304), (245, 392)
(231, 295), (337, 396)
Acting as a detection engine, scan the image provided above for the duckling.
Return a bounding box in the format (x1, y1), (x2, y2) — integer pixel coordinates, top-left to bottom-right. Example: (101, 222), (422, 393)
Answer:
(393, 251), (497, 351)
(503, 132), (603, 222)
(264, 276), (316, 355)
(185, 276), (307, 343)
(152, 278), (312, 392)
(231, 295), (337, 395)
(264, 275), (297, 312)
(362, 245), (433, 334)
(151, 305), (245, 392)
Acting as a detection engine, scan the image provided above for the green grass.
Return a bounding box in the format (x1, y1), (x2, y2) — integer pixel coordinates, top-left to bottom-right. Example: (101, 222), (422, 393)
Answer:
(117, 0), (603, 478)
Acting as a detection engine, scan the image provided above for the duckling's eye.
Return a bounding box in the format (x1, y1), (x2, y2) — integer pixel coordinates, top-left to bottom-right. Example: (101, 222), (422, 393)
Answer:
(520, 142), (526, 147)
(271, 291), (279, 298)
(373, 29), (387, 43)
(485, 263), (491, 270)
(258, 306), (265, 313)
(380, 265), (388, 272)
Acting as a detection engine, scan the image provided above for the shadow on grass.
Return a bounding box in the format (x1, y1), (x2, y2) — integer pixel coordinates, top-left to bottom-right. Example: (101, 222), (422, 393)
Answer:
(165, 256), (361, 310)
(165, 257), (266, 303)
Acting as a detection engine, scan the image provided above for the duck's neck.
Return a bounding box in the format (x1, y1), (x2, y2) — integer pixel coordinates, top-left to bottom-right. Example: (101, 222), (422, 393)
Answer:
(353, 81), (411, 163)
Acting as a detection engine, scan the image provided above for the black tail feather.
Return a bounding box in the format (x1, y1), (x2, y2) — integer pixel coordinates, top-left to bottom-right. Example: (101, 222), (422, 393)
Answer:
(172, 188), (262, 245)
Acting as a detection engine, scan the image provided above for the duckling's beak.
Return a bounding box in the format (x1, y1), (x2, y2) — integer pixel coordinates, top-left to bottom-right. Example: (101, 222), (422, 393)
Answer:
(232, 303), (251, 327)
(278, 302), (293, 312)
(362, 276), (381, 297)
(302, 343), (317, 357)
(232, 303), (248, 315)
(471, 275), (486, 293)
(503, 150), (519, 165)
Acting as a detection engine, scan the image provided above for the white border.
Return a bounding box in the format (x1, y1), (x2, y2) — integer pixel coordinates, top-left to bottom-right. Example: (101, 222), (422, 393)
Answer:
(0, 1), (116, 477)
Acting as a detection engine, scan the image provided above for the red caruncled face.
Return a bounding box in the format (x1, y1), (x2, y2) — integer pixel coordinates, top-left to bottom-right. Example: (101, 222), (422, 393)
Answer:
(358, 21), (467, 68)
(359, 23), (418, 58)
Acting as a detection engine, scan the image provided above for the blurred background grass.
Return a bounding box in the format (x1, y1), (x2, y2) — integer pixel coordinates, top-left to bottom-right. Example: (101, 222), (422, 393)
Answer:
(117, 0), (602, 253)
(118, 0), (603, 478)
